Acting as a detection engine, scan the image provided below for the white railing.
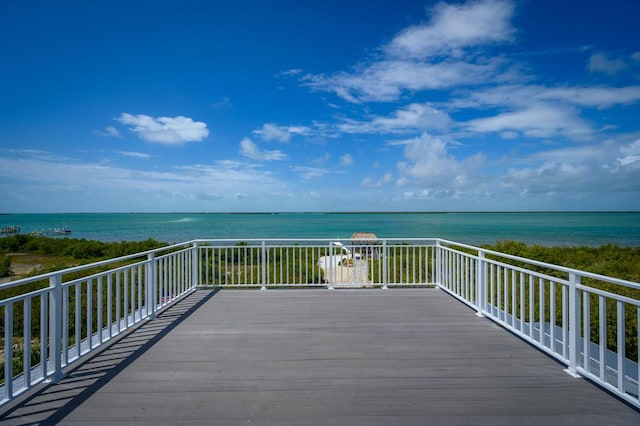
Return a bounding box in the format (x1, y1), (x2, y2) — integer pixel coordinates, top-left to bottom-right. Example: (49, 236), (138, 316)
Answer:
(0, 238), (638, 410)
(195, 239), (437, 289)
(435, 239), (640, 410)
(0, 241), (197, 405)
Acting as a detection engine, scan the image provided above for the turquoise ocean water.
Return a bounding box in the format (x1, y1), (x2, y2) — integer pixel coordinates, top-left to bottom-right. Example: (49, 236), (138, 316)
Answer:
(1, 212), (639, 247)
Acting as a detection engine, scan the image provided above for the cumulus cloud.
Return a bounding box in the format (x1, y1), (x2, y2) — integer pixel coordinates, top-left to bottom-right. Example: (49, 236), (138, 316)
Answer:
(93, 125), (122, 138)
(304, 58), (505, 103)
(392, 133), (485, 188)
(253, 123), (310, 143)
(450, 84), (640, 110)
(339, 103), (452, 134)
(239, 138), (287, 161)
(588, 52), (628, 75)
(464, 103), (593, 139)
(277, 68), (303, 78)
(618, 139), (640, 167)
(362, 173), (392, 188)
(292, 166), (331, 179)
(0, 150), (288, 211)
(116, 151), (151, 159)
(117, 113), (209, 145)
(302, 0), (515, 102)
(498, 139), (640, 199)
(386, 0), (514, 59)
(339, 154), (354, 166)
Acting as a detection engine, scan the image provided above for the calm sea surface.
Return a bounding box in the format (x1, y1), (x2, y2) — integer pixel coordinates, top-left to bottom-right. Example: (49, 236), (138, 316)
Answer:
(1, 212), (639, 247)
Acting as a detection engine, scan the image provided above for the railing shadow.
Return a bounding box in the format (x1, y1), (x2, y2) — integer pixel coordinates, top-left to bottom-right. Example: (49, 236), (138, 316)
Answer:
(0, 289), (219, 425)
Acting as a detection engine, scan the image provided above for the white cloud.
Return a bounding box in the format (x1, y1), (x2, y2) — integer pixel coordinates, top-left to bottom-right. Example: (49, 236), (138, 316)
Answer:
(339, 103), (452, 134)
(0, 151), (287, 211)
(392, 133), (486, 188)
(450, 85), (640, 110)
(94, 125), (122, 138)
(305, 59), (505, 103)
(362, 173), (392, 188)
(301, 0), (515, 103)
(386, 0), (515, 59)
(339, 154), (354, 166)
(464, 103), (593, 139)
(292, 166), (331, 179)
(210, 97), (232, 108)
(253, 123), (310, 143)
(117, 151), (151, 159)
(588, 52), (628, 75)
(618, 139), (640, 167)
(277, 68), (303, 78)
(117, 113), (209, 145)
(239, 138), (287, 161)
(498, 139), (640, 199)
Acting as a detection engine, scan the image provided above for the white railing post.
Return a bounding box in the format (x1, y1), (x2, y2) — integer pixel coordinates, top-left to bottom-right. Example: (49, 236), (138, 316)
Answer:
(475, 250), (486, 317)
(192, 241), (199, 289)
(435, 240), (442, 287)
(48, 273), (64, 382)
(261, 241), (267, 290)
(147, 252), (157, 320)
(327, 241), (335, 290)
(381, 240), (388, 290)
(564, 272), (581, 378)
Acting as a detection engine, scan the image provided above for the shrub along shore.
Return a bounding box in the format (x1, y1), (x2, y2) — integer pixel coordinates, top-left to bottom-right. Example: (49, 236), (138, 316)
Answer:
(1, 234), (639, 283)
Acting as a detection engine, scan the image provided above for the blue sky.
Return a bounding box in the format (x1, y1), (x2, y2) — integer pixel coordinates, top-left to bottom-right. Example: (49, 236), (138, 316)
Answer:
(1, 0), (639, 212)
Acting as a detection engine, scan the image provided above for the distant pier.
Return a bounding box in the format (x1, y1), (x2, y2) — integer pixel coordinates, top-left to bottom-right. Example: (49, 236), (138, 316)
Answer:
(0, 226), (20, 235)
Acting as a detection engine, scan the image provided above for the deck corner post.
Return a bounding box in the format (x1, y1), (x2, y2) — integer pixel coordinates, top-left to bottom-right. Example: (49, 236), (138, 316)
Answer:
(147, 252), (157, 320)
(381, 239), (388, 290)
(49, 273), (64, 382)
(564, 272), (581, 378)
(261, 241), (267, 291)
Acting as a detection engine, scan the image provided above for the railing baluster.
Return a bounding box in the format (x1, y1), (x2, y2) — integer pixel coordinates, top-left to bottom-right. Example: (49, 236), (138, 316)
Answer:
(583, 291), (590, 373)
(540, 278), (546, 346)
(98, 276), (103, 345)
(108, 274), (113, 337)
(616, 301), (625, 392)
(4, 303), (13, 399)
(24, 298), (32, 387)
(519, 272), (525, 333)
(599, 295), (606, 382)
(550, 281), (556, 353)
(40, 293), (47, 380)
(62, 287), (68, 365)
(87, 279), (93, 351)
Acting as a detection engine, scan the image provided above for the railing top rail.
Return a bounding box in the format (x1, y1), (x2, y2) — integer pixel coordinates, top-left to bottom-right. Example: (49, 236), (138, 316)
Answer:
(0, 240), (194, 291)
(436, 238), (640, 290)
(193, 237), (440, 243)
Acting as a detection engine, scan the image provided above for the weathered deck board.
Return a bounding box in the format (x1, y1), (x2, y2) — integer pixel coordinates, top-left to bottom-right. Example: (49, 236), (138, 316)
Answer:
(1, 289), (638, 425)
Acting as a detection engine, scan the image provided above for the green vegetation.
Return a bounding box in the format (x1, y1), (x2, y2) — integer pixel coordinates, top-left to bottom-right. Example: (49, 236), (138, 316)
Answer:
(0, 255), (10, 277)
(483, 240), (640, 283)
(0, 235), (169, 384)
(0, 234), (166, 262)
(480, 240), (640, 363)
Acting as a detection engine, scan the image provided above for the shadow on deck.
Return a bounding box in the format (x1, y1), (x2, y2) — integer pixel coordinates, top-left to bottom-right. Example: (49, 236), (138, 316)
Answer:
(1, 289), (638, 425)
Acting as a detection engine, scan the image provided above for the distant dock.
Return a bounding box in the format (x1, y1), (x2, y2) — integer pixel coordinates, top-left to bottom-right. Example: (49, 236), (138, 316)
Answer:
(0, 226), (20, 235)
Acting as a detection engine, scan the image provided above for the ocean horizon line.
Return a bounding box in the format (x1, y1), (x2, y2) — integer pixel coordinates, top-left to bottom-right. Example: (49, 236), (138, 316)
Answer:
(3, 210), (640, 215)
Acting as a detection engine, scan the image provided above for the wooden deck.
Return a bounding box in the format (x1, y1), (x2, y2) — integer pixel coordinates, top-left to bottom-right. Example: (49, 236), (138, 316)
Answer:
(1, 289), (638, 425)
